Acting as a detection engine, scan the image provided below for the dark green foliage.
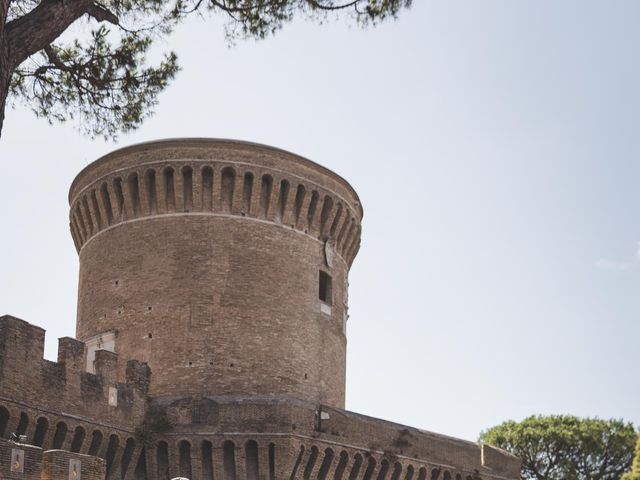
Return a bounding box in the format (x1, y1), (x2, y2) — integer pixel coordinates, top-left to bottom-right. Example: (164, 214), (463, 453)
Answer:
(479, 415), (638, 480)
(2, 0), (411, 139)
(12, 27), (178, 138)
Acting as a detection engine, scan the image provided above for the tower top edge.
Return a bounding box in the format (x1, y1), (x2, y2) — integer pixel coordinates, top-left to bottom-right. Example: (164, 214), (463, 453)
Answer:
(69, 138), (363, 217)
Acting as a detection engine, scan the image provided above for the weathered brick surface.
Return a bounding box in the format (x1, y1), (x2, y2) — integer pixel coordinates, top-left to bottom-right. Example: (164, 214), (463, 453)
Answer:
(41, 449), (106, 480)
(0, 316), (147, 430)
(0, 439), (42, 480)
(70, 139), (361, 407)
(0, 139), (520, 480)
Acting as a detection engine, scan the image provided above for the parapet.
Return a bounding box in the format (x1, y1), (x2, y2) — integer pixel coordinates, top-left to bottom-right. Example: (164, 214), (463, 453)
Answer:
(0, 314), (520, 480)
(0, 439), (105, 480)
(0, 315), (148, 430)
(68, 138), (363, 266)
(132, 395), (521, 480)
(0, 438), (42, 480)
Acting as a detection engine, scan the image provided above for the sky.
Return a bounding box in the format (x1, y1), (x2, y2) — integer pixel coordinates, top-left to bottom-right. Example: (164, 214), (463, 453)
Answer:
(1, 1), (639, 442)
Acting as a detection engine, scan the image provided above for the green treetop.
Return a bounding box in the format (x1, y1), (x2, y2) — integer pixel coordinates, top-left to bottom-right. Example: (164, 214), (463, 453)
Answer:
(479, 415), (637, 480)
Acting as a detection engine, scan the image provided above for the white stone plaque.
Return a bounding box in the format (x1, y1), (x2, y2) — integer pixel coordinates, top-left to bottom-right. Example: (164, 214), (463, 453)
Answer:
(324, 240), (335, 268)
(11, 448), (24, 473)
(108, 386), (118, 406)
(69, 458), (81, 480)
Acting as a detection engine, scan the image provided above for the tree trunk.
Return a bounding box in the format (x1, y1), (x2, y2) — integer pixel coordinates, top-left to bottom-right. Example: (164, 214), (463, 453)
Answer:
(0, 0), (100, 138)
(0, 39), (10, 138)
(0, 76), (8, 139)
(0, 59), (11, 138)
(0, 0), (9, 138)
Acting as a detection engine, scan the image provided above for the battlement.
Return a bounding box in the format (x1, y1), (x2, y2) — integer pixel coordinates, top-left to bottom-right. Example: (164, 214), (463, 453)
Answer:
(0, 439), (105, 480)
(68, 139), (362, 266)
(0, 315), (148, 432)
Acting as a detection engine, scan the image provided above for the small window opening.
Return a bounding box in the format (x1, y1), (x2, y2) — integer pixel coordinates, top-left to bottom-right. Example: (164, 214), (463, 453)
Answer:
(319, 271), (332, 305)
(148, 333), (153, 339)
(192, 399), (201, 424)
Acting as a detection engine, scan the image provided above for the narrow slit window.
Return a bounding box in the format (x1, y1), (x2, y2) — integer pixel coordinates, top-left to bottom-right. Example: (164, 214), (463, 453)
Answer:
(319, 271), (332, 305)
(192, 398), (201, 424)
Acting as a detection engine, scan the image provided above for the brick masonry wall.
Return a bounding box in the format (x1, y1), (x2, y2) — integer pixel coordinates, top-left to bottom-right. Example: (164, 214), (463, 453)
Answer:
(0, 439), (43, 480)
(0, 316), (147, 431)
(0, 139), (521, 480)
(69, 139), (362, 407)
(41, 449), (106, 480)
(147, 396), (520, 480)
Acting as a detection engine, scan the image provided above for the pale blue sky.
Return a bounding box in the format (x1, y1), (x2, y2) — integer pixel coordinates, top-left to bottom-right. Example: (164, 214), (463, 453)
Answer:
(1, 1), (638, 441)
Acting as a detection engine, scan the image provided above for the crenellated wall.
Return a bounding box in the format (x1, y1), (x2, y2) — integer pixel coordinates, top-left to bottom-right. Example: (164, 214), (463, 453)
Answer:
(0, 439), (106, 480)
(0, 315), (147, 440)
(0, 315), (155, 479)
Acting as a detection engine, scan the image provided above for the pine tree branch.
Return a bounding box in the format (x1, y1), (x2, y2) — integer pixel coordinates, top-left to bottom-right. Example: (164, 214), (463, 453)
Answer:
(5, 0), (92, 68)
(305, 0), (360, 11)
(207, 0), (360, 14)
(86, 2), (118, 25)
(42, 44), (71, 71)
(1, 0), (11, 28)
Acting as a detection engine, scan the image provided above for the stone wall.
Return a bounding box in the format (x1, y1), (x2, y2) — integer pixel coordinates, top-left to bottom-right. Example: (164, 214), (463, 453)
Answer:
(0, 315), (147, 454)
(0, 313), (520, 480)
(0, 439), (105, 480)
(68, 139), (363, 407)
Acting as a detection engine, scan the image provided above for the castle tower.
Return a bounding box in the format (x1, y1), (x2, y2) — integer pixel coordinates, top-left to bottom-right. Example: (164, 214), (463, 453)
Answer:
(68, 139), (363, 407)
(0, 138), (520, 480)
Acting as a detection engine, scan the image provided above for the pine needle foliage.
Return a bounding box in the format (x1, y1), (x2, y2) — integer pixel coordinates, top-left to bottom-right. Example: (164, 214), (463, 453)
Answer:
(0, 0), (411, 138)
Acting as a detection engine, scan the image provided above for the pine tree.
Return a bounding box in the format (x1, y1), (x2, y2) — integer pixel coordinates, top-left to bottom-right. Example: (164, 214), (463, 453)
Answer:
(0, 0), (411, 138)
(479, 415), (637, 480)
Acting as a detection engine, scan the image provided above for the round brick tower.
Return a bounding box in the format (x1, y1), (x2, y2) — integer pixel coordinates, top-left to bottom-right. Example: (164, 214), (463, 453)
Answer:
(68, 139), (362, 407)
